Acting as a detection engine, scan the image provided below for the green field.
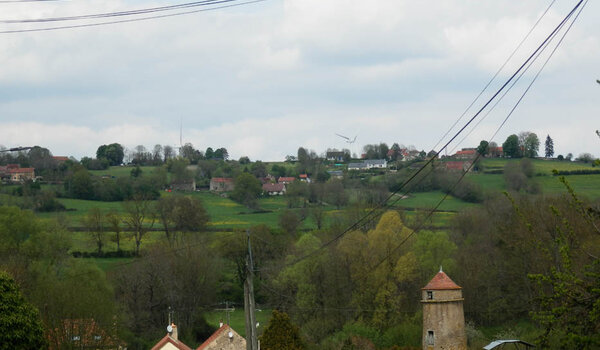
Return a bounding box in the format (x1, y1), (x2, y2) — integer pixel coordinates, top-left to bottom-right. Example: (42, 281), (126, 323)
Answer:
(481, 158), (596, 174)
(88, 165), (159, 178)
(394, 191), (478, 212)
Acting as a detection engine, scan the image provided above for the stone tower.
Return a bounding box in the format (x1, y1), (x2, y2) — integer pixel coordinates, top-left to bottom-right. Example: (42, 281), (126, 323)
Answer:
(421, 268), (466, 350)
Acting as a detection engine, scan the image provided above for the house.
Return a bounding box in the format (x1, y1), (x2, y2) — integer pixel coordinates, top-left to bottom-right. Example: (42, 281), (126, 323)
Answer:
(454, 149), (476, 159)
(48, 319), (126, 350)
(277, 177), (296, 184)
(348, 162), (367, 171)
(326, 151), (345, 162)
(258, 175), (275, 184)
(151, 324), (192, 350)
(171, 179), (196, 192)
(299, 174), (311, 183)
(197, 324), (246, 350)
(444, 161), (472, 172)
(488, 146), (503, 158)
(210, 178), (235, 192)
(364, 159), (387, 169)
(263, 183), (286, 195)
(52, 156), (70, 164)
(9, 167), (35, 183)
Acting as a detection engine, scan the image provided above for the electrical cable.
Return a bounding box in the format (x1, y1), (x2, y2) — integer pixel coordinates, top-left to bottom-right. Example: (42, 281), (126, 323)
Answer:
(1, 0), (236, 23)
(0, 0), (267, 34)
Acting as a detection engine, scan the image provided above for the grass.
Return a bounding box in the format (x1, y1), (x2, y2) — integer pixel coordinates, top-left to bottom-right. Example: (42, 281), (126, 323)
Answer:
(88, 165), (158, 178)
(393, 191), (478, 212)
(204, 309), (272, 338)
(481, 158), (596, 175)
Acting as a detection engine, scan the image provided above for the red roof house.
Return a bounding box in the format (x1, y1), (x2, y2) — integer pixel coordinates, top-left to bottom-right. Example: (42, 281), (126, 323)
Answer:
(151, 324), (192, 350)
(197, 324), (245, 350)
(277, 177), (296, 184)
(422, 270), (461, 290)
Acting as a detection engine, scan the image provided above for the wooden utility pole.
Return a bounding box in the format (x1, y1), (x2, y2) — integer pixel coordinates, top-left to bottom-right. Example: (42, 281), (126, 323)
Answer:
(244, 229), (258, 350)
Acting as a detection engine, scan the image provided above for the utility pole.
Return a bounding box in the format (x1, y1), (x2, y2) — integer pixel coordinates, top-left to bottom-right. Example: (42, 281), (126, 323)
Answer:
(215, 301), (235, 325)
(244, 229), (258, 350)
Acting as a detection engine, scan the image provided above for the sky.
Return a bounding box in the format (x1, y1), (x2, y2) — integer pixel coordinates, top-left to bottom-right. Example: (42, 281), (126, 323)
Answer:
(0, 0), (598, 161)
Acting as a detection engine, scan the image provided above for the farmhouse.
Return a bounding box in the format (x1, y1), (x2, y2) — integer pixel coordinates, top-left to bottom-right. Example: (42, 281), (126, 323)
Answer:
(444, 161), (472, 172)
(151, 324), (192, 350)
(197, 323), (246, 350)
(210, 178), (234, 192)
(326, 151), (345, 162)
(454, 149), (476, 159)
(277, 177), (296, 184)
(8, 167), (35, 183)
(348, 159), (387, 171)
(263, 183), (286, 195)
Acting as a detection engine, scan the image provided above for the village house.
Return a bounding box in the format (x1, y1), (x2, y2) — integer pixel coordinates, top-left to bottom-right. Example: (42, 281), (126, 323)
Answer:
(327, 170), (344, 179)
(299, 174), (311, 183)
(210, 178), (235, 192)
(348, 159), (387, 171)
(453, 148), (477, 160)
(151, 324), (192, 350)
(277, 176), (296, 184)
(197, 323), (246, 350)
(262, 183), (286, 195)
(151, 323), (245, 350)
(348, 162), (367, 171)
(8, 166), (35, 183)
(326, 151), (345, 162)
(49, 319), (126, 350)
(444, 161), (472, 173)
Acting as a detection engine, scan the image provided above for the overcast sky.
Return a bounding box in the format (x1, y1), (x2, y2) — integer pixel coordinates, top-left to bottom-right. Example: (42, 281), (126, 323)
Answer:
(0, 0), (598, 161)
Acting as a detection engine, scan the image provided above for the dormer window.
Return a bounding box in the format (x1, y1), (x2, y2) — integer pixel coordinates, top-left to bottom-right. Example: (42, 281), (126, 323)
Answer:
(427, 291), (433, 300)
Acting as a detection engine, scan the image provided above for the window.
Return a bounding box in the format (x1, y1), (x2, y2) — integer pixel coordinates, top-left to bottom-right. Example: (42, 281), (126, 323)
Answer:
(94, 335), (102, 341)
(427, 291), (433, 300)
(426, 331), (434, 346)
(72, 336), (80, 341)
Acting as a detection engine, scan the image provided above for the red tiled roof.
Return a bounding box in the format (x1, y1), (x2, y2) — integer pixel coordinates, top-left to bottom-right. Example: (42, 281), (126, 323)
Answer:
(8, 167), (34, 174)
(197, 325), (229, 350)
(278, 177), (295, 183)
(445, 161), (464, 169)
(455, 150), (476, 155)
(211, 177), (233, 183)
(299, 174), (308, 179)
(151, 334), (193, 350)
(422, 271), (461, 290)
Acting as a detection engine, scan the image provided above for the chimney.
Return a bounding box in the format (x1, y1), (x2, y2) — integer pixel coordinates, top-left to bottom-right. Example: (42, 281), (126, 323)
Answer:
(170, 323), (178, 341)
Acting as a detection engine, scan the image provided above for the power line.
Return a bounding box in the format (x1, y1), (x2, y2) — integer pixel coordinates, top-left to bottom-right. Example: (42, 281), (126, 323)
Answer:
(0, 0), (267, 34)
(1, 0), (236, 23)
(430, 0), (558, 154)
(269, 0), (586, 273)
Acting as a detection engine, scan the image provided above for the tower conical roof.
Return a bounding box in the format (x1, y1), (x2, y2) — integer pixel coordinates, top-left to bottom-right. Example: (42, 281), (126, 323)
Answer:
(422, 270), (461, 290)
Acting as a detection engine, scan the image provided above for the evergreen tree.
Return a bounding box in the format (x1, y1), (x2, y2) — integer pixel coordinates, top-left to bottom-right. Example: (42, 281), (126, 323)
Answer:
(545, 135), (554, 158)
(0, 271), (47, 349)
(260, 310), (305, 350)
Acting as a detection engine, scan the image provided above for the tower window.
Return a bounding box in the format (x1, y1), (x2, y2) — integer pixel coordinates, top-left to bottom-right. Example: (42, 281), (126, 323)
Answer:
(427, 331), (434, 345)
(427, 291), (433, 300)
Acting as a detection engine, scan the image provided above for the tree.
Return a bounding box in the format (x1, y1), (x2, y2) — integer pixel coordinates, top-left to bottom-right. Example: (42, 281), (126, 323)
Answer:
(518, 131), (539, 158)
(545, 135), (554, 158)
(231, 173), (262, 209)
(260, 310), (305, 350)
(122, 194), (155, 255)
(279, 210), (301, 236)
(105, 210), (122, 253)
(576, 153), (594, 163)
(476, 140), (489, 156)
(0, 271), (46, 350)
(84, 208), (105, 254)
(96, 143), (124, 166)
(152, 144), (163, 164)
(502, 134), (521, 158)
(162, 145), (174, 163)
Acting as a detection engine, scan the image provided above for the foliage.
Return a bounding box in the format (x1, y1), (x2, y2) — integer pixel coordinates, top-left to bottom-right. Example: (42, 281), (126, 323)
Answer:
(96, 143), (125, 166)
(231, 173), (262, 209)
(545, 135), (554, 158)
(0, 271), (46, 350)
(477, 140), (489, 156)
(502, 134), (521, 158)
(260, 310), (305, 350)
(519, 132), (540, 158)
